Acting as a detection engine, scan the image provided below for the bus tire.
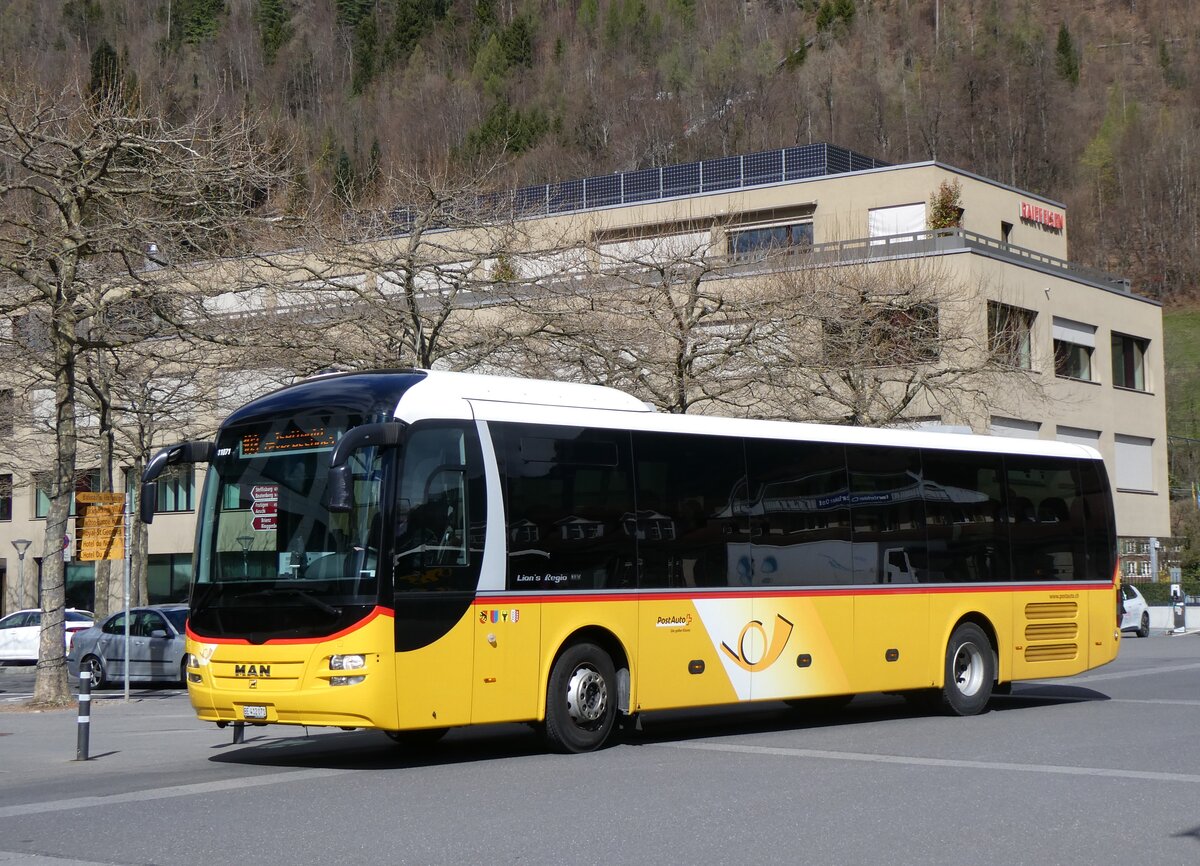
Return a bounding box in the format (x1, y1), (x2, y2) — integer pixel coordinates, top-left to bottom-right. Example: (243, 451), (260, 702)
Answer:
(544, 642), (617, 754)
(941, 622), (994, 716)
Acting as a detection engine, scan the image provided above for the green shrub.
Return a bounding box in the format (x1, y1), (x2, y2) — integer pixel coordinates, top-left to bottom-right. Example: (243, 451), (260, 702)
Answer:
(1130, 579), (1200, 605)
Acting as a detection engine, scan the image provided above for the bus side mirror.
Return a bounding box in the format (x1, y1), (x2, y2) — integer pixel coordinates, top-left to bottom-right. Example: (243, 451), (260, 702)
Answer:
(327, 422), (405, 512)
(141, 440), (214, 525)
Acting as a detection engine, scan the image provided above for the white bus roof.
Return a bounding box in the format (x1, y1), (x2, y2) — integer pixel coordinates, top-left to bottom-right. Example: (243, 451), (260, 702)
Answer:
(397, 370), (1101, 462)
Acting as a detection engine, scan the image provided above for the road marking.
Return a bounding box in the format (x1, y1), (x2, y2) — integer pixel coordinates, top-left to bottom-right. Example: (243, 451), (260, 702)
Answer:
(1034, 661), (1200, 685)
(659, 740), (1200, 784)
(0, 853), (118, 865)
(0, 767), (347, 820)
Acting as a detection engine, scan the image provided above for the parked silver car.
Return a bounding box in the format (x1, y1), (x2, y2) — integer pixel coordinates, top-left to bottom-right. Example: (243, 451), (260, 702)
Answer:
(67, 604), (188, 688)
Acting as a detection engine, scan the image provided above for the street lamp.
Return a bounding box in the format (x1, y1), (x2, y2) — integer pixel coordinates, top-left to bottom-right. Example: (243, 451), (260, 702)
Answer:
(10, 539), (31, 612)
(236, 534), (253, 577)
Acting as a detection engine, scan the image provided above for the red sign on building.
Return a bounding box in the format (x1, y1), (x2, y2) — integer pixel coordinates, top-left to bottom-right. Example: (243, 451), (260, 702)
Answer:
(252, 515), (277, 532)
(1020, 201), (1064, 230)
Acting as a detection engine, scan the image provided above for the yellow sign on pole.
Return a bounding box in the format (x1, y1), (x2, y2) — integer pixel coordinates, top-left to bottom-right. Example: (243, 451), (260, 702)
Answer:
(76, 493), (126, 561)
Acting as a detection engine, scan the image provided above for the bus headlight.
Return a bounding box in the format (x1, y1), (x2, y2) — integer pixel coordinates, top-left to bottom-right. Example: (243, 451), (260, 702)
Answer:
(329, 654), (366, 684)
(330, 654), (365, 671)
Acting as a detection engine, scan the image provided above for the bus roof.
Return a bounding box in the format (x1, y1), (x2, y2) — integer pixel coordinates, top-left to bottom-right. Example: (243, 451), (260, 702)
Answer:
(397, 370), (1101, 463)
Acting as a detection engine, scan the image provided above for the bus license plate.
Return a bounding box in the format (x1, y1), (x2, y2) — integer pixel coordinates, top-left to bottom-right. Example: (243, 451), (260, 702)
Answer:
(242, 705), (267, 720)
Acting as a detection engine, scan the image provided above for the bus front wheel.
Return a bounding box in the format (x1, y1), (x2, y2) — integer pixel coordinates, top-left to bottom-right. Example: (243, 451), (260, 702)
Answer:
(941, 622), (994, 716)
(544, 643), (617, 754)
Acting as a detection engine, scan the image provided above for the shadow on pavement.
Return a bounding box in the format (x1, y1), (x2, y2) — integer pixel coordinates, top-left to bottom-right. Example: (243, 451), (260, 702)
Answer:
(205, 683), (1111, 771)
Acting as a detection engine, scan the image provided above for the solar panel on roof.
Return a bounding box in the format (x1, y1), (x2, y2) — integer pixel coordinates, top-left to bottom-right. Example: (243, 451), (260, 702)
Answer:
(513, 185), (545, 216)
(743, 150), (783, 186)
(663, 162), (701, 198)
(548, 180), (584, 213)
(585, 174), (621, 208)
(377, 145), (887, 227)
(826, 145), (852, 174)
(623, 168), (661, 203)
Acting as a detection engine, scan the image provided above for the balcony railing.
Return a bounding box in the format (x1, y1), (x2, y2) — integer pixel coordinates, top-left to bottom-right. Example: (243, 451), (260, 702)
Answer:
(758, 228), (1136, 297)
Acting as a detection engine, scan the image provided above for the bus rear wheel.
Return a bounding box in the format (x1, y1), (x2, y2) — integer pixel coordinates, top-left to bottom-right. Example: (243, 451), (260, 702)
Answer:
(544, 642), (617, 754)
(941, 622), (994, 716)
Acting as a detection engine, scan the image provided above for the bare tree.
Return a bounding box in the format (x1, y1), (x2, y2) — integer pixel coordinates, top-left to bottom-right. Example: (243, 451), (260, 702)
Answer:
(749, 255), (1044, 427)
(189, 158), (541, 375)
(495, 227), (765, 414)
(0, 83), (286, 704)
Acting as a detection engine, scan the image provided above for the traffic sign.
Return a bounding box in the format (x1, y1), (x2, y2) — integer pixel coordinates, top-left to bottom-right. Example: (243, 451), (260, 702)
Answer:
(251, 484), (278, 501)
(252, 515), (277, 532)
(252, 500), (277, 516)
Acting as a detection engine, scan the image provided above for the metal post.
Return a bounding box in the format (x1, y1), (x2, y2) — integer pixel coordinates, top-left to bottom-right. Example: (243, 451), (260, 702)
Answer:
(76, 671), (91, 761)
(123, 493), (131, 702)
(232, 722), (245, 745)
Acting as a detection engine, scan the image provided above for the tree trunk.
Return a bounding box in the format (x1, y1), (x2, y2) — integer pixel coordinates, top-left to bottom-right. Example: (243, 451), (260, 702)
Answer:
(33, 330), (77, 705)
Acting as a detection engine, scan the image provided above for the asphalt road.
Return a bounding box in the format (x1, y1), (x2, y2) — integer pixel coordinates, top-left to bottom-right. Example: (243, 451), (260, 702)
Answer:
(1, 633), (1198, 866)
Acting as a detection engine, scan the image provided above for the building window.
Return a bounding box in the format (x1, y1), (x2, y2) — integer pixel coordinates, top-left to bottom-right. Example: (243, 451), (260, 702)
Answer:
(987, 302), (1036, 370)
(0, 390), (12, 437)
(1052, 317), (1096, 381)
(1112, 333), (1148, 391)
(154, 467), (195, 513)
(1114, 434), (1154, 493)
(148, 553), (192, 603)
(0, 474), (10, 521)
(868, 203), (925, 241)
(728, 222), (813, 259)
(989, 417), (1041, 439)
(34, 470), (101, 519)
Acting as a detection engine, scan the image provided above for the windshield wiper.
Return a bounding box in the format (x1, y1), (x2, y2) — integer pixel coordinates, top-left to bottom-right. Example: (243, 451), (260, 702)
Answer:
(242, 588), (340, 617)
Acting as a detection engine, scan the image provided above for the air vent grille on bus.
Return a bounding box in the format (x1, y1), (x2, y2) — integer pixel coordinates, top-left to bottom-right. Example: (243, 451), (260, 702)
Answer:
(1025, 622), (1079, 641)
(1025, 602), (1078, 620)
(1024, 643), (1078, 662)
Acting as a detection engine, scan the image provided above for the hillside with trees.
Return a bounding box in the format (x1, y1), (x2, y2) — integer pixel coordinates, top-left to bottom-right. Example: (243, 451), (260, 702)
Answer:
(0, 0), (1196, 301)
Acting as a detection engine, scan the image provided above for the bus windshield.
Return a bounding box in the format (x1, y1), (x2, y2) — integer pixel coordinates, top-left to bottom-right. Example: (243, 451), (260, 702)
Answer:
(189, 414), (387, 642)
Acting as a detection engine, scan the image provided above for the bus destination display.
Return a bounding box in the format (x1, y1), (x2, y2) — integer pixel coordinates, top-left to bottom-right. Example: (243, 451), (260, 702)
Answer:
(239, 427), (337, 458)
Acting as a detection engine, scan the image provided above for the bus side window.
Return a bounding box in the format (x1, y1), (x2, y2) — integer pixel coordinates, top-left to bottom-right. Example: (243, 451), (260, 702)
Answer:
(919, 449), (1010, 583)
(393, 424), (483, 592)
(1004, 455), (1085, 581)
(496, 423), (636, 591)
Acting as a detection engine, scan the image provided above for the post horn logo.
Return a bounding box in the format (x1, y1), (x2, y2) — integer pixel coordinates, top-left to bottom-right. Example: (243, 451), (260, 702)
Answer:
(720, 614), (794, 672)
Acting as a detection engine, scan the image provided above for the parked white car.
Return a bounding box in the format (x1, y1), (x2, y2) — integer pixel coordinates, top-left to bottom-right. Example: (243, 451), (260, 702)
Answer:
(1120, 583), (1150, 638)
(0, 608), (95, 662)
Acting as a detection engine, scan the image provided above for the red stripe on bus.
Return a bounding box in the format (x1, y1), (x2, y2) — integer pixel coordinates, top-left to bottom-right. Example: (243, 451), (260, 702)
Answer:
(474, 582), (1116, 605)
(186, 606), (393, 645)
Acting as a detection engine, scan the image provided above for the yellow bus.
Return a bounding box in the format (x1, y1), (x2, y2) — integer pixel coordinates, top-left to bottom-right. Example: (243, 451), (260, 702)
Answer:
(142, 370), (1120, 753)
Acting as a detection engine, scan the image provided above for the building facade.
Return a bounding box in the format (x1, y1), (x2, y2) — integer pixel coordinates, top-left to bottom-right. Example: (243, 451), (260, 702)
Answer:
(0, 144), (1172, 612)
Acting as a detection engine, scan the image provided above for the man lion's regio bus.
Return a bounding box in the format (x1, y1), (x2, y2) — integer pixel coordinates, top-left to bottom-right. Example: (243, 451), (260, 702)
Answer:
(142, 370), (1120, 753)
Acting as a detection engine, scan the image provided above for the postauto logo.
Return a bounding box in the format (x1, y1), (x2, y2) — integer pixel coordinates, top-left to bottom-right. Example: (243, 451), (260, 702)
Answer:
(719, 614), (794, 672)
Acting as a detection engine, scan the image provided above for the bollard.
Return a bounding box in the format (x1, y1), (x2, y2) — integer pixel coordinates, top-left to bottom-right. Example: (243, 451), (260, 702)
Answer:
(232, 721), (245, 744)
(76, 671), (91, 761)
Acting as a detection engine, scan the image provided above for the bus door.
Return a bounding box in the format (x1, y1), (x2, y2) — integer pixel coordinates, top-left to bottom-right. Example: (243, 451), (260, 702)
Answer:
(390, 423), (485, 730)
(848, 446), (931, 692)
